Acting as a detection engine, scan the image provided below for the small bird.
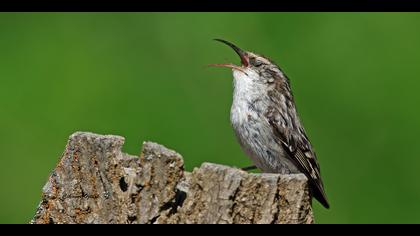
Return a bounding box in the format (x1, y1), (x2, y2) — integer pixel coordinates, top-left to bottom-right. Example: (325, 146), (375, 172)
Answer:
(210, 39), (329, 209)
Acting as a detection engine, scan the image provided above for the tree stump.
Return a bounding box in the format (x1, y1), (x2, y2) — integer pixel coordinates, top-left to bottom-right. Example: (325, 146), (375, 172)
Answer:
(31, 132), (314, 224)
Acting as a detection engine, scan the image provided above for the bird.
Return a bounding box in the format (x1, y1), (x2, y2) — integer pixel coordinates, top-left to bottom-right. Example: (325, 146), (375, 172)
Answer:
(209, 39), (329, 209)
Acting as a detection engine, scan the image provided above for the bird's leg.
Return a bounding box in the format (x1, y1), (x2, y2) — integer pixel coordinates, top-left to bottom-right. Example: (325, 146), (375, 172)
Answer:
(241, 165), (257, 171)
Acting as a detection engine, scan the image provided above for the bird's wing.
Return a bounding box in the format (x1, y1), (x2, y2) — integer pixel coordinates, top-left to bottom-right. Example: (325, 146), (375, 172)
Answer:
(265, 83), (329, 208)
(261, 68), (329, 208)
(266, 109), (330, 208)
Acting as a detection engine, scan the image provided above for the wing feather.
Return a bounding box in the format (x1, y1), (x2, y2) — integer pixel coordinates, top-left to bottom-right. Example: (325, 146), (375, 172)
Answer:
(264, 74), (329, 208)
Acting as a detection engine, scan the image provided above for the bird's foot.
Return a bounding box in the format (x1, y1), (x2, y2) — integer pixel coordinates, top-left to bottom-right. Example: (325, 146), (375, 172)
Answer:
(240, 165), (257, 171)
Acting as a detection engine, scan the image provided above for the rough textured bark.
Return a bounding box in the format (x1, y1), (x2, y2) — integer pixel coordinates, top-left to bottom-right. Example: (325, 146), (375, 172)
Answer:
(31, 132), (314, 224)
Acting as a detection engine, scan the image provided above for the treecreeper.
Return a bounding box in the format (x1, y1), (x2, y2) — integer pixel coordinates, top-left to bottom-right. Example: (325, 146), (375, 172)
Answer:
(210, 39), (329, 209)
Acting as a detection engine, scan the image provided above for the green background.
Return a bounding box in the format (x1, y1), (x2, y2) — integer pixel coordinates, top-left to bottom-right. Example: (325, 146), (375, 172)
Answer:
(1, 13), (419, 224)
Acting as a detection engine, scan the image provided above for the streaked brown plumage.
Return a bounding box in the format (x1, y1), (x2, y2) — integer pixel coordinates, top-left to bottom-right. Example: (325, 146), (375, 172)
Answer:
(210, 39), (329, 209)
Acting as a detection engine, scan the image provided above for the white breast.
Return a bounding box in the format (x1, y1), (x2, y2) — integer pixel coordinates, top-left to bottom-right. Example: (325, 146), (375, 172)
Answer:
(230, 69), (261, 126)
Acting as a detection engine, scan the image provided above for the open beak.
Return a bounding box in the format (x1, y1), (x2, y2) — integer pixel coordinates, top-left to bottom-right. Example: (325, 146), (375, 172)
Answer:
(209, 39), (249, 74)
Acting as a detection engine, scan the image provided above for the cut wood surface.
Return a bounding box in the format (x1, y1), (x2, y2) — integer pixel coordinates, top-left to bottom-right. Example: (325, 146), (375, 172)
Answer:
(31, 132), (314, 224)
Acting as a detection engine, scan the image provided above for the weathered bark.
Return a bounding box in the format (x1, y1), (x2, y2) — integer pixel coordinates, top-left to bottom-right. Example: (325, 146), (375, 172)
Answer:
(31, 132), (314, 224)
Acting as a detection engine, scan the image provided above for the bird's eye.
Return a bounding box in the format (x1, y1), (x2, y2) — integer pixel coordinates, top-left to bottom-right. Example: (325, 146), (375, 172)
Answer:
(251, 58), (263, 67)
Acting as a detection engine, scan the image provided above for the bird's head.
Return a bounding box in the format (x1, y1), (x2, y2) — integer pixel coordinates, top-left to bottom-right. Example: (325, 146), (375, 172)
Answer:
(210, 39), (283, 84)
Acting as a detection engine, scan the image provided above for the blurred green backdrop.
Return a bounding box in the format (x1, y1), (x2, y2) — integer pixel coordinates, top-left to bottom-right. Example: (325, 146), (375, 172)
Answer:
(1, 13), (420, 224)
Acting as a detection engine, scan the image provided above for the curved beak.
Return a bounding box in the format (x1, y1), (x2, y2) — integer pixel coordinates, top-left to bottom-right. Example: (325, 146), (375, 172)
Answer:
(213, 39), (249, 67)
